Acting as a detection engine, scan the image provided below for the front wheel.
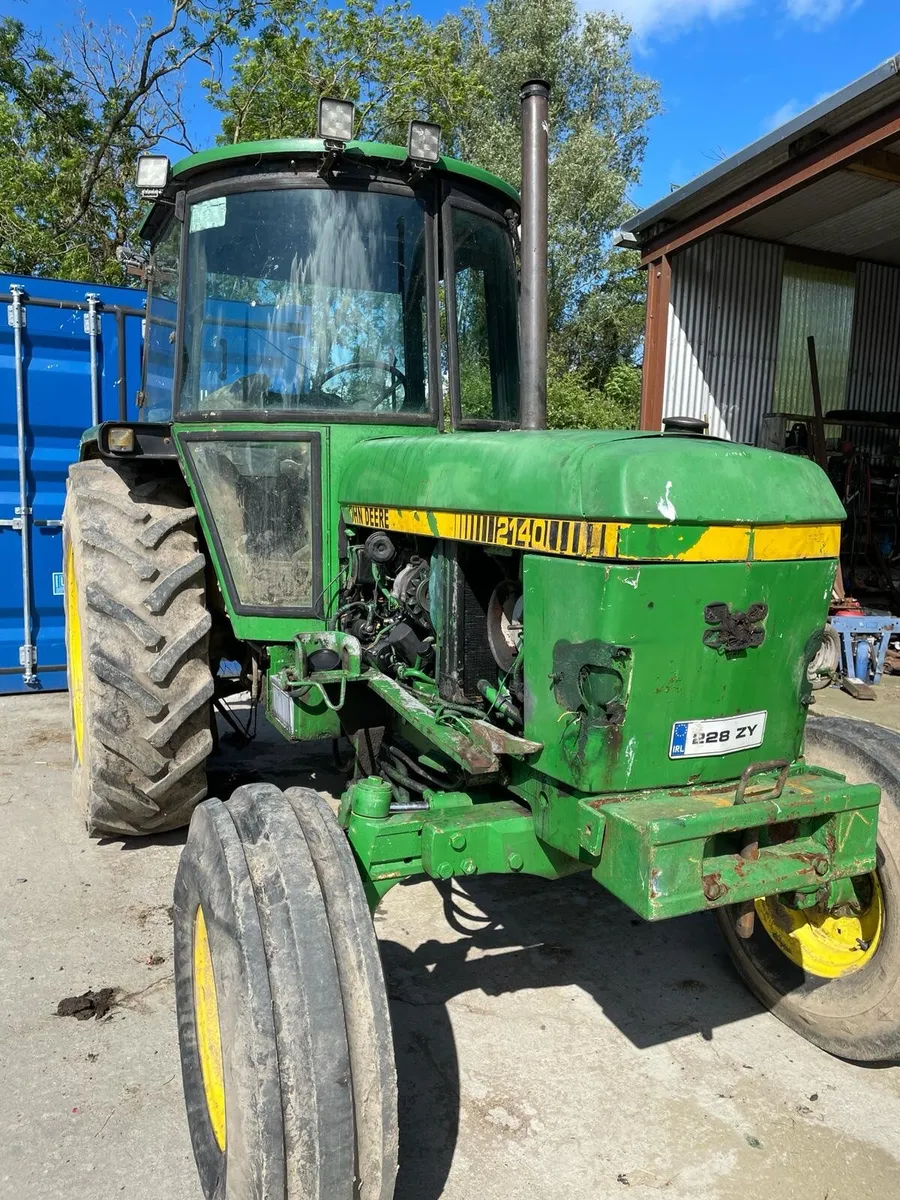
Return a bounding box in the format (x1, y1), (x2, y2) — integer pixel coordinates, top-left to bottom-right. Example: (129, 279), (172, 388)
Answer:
(174, 783), (398, 1199)
(715, 716), (900, 1063)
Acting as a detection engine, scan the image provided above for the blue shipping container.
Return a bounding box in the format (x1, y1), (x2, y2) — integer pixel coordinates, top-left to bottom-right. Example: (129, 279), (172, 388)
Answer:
(0, 273), (146, 694)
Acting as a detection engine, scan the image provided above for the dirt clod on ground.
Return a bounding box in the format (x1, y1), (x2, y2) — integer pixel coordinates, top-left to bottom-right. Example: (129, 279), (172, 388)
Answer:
(56, 987), (118, 1021)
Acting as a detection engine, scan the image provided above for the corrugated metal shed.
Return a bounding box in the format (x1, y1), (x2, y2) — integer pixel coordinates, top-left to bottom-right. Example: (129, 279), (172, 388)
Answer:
(660, 245), (900, 444)
(663, 235), (784, 443)
(626, 51), (900, 442)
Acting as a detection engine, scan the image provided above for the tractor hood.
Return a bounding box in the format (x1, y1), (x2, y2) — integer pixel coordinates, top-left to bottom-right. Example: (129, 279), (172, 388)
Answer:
(338, 430), (845, 527)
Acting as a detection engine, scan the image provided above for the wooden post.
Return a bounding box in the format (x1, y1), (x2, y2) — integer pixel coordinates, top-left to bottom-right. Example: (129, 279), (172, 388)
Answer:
(640, 255), (671, 431)
(806, 335), (829, 470)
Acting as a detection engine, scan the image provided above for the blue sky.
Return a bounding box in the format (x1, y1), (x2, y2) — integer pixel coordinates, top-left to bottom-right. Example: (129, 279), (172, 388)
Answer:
(9, 0), (900, 216)
(620, 0), (900, 212)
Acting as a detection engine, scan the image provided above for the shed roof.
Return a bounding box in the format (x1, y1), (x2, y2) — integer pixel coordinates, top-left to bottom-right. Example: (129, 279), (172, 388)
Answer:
(620, 55), (900, 249)
(727, 141), (900, 265)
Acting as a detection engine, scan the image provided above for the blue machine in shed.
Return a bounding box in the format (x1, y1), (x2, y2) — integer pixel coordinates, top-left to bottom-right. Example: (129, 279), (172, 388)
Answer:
(0, 274), (145, 694)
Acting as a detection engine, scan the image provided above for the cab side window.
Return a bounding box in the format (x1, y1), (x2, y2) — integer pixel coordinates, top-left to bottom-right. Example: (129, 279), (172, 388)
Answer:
(142, 219), (180, 421)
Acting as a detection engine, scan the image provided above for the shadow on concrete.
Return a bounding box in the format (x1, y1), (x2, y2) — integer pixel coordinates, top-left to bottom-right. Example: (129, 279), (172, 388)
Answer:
(381, 871), (771, 1200)
(101, 826), (189, 851)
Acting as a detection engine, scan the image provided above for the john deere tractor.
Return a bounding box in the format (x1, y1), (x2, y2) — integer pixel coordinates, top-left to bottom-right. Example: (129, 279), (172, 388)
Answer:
(63, 84), (900, 1199)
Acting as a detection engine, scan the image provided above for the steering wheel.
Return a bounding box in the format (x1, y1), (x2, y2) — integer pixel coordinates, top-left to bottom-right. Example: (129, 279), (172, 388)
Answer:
(318, 359), (408, 407)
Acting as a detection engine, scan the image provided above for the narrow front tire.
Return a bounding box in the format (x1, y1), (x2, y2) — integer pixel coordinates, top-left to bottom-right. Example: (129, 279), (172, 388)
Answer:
(174, 783), (397, 1199)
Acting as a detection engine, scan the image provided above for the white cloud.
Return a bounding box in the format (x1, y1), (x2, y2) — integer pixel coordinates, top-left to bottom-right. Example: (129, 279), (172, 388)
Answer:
(609, 0), (748, 37)
(610, 0), (859, 37)
(761, 99), (802, 133)
(784, 0), (860, 25)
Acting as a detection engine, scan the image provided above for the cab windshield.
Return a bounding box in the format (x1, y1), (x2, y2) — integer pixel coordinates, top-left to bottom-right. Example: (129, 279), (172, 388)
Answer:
(180, 187), (430, 416)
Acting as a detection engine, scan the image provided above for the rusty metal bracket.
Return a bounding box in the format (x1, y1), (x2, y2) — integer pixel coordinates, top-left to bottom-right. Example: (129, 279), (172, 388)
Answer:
(368, 673), (542, 776)
(733, 760), (789, 937)
(587, 768), (879, 921)
(735, 759), (790, 805)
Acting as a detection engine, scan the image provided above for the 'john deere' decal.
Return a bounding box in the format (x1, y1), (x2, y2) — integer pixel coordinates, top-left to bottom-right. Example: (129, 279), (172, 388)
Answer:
(346, 504), (618, 559)
(344, 503), (841, 565)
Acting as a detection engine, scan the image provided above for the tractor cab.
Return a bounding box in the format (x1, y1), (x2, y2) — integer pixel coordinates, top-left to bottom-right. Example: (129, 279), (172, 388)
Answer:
(132, 119), (521, 634)
(140, 140), (520, 428)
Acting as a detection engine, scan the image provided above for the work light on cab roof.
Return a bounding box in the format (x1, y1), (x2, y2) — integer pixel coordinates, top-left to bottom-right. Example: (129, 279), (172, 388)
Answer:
(135, 152), (169, 200)
(407, 119), (442, 165)
(317, 96), (356, 145)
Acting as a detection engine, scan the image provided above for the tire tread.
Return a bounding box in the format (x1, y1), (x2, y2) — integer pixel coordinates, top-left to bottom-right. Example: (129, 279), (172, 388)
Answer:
(64, 459), (213, 836)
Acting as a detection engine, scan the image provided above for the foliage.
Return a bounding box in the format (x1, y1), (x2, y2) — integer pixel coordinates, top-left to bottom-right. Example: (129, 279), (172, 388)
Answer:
(2, 0), (657, 429)
(437, 0), (657, 424)
(209, 0), (478, 144)
(215, 0), (657, 428)
(0, 3), (257, 282)
(547, 356), (641, 431)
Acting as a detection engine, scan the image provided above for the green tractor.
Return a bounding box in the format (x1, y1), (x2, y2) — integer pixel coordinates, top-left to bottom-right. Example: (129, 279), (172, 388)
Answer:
(63, 84), (900, 1199)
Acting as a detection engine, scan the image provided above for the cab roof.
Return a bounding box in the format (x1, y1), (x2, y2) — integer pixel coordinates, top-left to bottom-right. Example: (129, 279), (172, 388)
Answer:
(140, 138), (519, 239)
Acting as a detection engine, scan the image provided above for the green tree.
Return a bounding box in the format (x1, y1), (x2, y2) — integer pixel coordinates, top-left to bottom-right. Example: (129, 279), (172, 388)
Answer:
(0, 3), (257, 282)
(440, 0), (657, 421)
(547, 354), (641, 431)
(215, 0), (657, 428)
(209, 0), (478, 145)
(4, 0), (656, 429)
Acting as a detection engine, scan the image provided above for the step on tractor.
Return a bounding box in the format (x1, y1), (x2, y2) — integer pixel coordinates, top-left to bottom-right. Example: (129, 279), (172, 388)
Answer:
(63, 82), (900, 1198)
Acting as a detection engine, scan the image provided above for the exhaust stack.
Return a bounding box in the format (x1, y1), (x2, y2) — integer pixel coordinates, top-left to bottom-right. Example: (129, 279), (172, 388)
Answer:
(519, 79), (550, 431)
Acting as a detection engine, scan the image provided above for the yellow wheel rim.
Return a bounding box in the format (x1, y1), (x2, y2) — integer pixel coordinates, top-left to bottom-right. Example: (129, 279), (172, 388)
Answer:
(193, 906), (227, 1151)
(755, 873), (885, 979)
(65, 542), (85, 764)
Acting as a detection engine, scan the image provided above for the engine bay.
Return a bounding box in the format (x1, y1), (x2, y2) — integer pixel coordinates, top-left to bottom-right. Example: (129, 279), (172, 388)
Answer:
(335, 528), (526, 730)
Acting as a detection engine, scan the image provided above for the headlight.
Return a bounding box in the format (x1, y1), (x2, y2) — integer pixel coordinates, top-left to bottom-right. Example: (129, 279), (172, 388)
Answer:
(107, 427), (136, 453)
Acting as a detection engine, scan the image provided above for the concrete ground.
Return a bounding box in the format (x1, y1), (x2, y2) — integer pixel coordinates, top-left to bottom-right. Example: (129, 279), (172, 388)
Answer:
(2, 693), (900, 1200)
(814, 670), (900, 731)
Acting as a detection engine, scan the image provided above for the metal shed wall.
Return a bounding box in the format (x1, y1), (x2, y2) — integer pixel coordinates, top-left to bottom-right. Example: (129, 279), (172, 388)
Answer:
(663, 234), (784, 443)
(772, 260), (856, 418)
(846, 260), (900, 414)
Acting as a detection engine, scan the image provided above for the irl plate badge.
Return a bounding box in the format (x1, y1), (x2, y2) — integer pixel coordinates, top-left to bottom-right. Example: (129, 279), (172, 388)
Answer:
(669, 711), (767, 759)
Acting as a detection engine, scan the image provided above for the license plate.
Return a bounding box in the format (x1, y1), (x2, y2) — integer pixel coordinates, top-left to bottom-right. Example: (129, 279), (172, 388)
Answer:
(669, 711), (767, 759)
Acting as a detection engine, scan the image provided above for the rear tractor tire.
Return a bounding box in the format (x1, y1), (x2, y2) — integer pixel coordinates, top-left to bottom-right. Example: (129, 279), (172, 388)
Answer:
(63, 458), (214, 836)
(174, 783), (398, 1200)
(716, 716), (900, 1063)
